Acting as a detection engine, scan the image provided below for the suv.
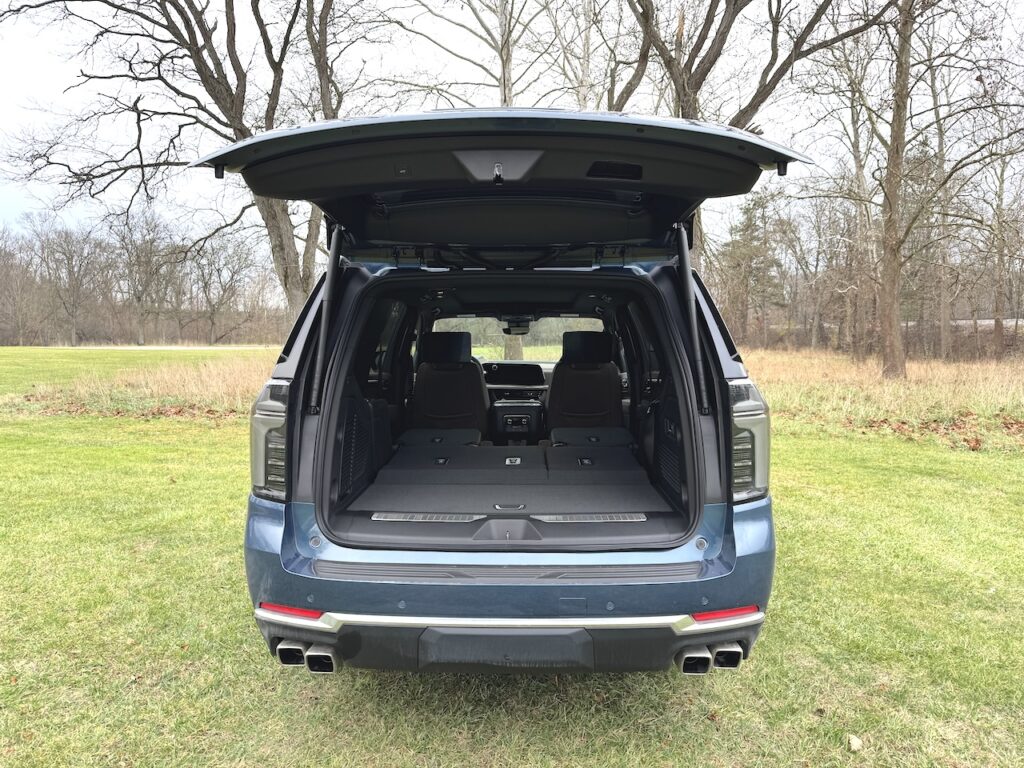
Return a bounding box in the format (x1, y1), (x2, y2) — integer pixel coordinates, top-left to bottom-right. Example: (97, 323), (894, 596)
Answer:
(199, 110), (802, 674)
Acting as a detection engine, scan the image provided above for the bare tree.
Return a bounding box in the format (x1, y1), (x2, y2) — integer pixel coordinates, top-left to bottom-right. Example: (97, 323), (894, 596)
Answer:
(534, 0), (650, 111)
(0, 229), (47, 345)
(876, 0), (916, 377)
(108, 209), (183, 345)
(625, 0), (896, 125)
(0, 0), (382, 311)
(29, 221), (107, 346)
(192, 235), (254, 344)
(385, 0), (550, 108)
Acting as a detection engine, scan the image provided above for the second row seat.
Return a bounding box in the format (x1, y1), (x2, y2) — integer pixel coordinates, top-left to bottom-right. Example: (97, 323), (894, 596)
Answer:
(375, 444), (648, 486)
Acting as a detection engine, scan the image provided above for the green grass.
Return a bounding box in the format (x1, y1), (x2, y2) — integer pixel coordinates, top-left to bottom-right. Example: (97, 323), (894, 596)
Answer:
(1, 349), (1022, 766)
(0, 346), (269, 398)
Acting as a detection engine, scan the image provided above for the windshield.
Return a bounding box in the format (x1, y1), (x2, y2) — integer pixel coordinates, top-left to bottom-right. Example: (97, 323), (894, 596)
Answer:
(432, 317), (604, 362)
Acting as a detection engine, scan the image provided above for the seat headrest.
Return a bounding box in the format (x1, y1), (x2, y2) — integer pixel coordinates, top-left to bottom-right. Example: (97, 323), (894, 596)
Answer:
(419, 332), (472, 364)
(561, 331), (613, 364)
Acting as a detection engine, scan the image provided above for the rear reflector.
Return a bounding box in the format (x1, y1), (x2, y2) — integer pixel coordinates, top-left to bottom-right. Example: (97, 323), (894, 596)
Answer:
(258, 602), (324, 620)
(692, 605), (759, 622)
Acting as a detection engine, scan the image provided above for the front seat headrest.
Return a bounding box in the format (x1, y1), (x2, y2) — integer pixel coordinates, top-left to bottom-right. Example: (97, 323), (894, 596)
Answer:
(560, 331), (613, 364)
(419, 332), (472, 364)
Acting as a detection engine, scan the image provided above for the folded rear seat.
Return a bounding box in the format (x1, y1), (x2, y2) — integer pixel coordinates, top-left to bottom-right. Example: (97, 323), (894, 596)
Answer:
(375, 445), (548, 485)
(545, 445), (648, 485)
(396, 428), (481, 447)
(549, 427), (635, 447)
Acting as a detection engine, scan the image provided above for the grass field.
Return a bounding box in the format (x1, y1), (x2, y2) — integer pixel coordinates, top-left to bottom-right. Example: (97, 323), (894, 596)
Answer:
(1, 347), (1023, 766)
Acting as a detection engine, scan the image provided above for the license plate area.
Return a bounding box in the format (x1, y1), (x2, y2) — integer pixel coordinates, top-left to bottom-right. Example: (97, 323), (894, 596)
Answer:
(418, 627), (595, 671)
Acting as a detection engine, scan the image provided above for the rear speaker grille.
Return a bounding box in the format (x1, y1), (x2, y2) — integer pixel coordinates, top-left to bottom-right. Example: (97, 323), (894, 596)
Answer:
(341, 402), (370, 496)
(657, 435), (680, 491)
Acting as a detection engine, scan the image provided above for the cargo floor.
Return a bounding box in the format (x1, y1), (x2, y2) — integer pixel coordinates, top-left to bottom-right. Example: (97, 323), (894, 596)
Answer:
(348, 482), (671, 516)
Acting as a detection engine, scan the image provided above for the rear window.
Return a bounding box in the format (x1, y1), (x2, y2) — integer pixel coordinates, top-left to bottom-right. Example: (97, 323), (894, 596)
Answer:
(432, 317), (604, 362)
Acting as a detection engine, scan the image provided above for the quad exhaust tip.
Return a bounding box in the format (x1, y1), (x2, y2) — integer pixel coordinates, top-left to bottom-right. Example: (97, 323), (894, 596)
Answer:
(677, 646), (713, 675)
(711, 642), (743, 669)
(275, 640), (341, 673)
(276, 640), (309, 666)
(305, 644), (339, 674)
(676, 643), (745, 674)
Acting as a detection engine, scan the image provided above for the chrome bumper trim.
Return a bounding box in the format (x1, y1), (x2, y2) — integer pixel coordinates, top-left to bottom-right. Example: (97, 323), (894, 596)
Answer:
(255, 608), (764, 636)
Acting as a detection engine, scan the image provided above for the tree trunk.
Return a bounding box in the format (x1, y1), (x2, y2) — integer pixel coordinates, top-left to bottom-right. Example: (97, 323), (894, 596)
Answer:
(972, 305), (980, 358)
(503, 333), (523, 360)
(253, 195), (314, 312)
(690, 208), (705, 273)
(939, 258), (951, 359)
(992, 156), (1008, 359)
(848, 95), (873, 363)
(929, 56), (952, 361)
(497, 0), (513, 107)
(135, 300), (146, 346)
(878, 0), (915, 379)
(994, 250), (1006, 358)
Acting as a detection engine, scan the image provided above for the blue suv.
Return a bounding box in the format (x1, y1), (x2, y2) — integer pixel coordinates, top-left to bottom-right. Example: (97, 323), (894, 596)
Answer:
(199, 110), (802, 673)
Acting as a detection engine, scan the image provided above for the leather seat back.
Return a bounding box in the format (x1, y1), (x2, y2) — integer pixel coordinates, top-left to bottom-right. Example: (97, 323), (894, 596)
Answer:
(546, 331), (623, 430)
(411, 332), (489, 433)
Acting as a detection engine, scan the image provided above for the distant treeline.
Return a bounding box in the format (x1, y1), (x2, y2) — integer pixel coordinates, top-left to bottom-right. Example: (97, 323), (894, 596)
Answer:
(700, 188), (1024, 362)
(0, 212), (292, 347)
(1, 0), (1023, 373)
(2, 200), (1021, 360)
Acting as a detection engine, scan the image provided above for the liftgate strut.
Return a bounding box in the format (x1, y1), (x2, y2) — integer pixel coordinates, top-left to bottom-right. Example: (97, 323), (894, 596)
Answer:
(674, 222), (710, 416)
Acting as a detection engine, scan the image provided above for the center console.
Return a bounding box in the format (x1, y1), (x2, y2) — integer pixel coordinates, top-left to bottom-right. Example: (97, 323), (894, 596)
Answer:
(490, 399), (545, 444)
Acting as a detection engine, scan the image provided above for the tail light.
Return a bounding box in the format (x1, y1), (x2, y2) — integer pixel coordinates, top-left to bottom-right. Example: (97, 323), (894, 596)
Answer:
(693, 604), (759, 622)
(729, 378), (769, 502)
(258, 602), (323, 619)
(251, 379), (290, 501)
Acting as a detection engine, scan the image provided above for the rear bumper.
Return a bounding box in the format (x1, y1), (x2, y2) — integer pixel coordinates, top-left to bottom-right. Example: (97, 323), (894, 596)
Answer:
(255, 609), (764, 672)
(245, 495), (775, 672)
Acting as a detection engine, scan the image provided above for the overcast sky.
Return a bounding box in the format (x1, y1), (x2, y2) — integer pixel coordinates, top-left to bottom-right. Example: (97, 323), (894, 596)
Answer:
(5, 5), (1017, 240)
(4, 3), (1019, 233)
(0, 19), (81, 222)
(0, 6), (824, 241)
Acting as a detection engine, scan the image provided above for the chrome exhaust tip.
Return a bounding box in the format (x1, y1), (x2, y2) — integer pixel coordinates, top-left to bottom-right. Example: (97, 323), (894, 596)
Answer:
(710, 642), (743, 669)
(304, 644), (339, 674)
(676, 646), (713, 675)
(276, 640), (309, 666)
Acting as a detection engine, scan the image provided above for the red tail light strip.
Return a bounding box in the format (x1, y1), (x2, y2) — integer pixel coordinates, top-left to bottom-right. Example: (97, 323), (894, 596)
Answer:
(258, 602), (324, 620)
(692, 605), (759, 622)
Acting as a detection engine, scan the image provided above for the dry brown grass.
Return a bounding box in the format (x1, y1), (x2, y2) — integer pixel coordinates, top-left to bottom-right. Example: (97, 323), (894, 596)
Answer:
(744, 348), (1024, 449)
(24, 348), (278, 417)
(101, 351), (278, 408)
(11, 345), (1024, 447)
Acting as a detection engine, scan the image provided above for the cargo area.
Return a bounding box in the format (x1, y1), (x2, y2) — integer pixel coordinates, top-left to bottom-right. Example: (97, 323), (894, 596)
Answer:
(328, 428), (686, 550)
(313, 272), (704, 551)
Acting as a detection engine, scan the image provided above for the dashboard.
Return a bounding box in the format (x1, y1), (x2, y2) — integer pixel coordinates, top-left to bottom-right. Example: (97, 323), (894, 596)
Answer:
(482, 362), (548, 401)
